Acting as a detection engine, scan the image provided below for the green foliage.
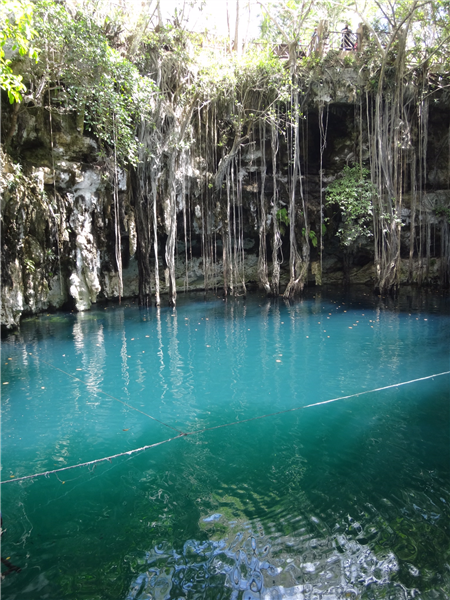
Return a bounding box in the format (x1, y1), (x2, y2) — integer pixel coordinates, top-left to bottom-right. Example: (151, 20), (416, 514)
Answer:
(23, 257), (35, 273)
(343, 52), (356, 67)
(277, 207), (289, 225)
(9, 0), (450, 174)
(0, 0), (38, 102)
(258, 0), (356, 46)
(326, 165), (375, 248)
(194, 42), (290, 114)
(434, 205), (450, 224)
(137, 24), (201, 101)
(26, 0), (157, 166)
(309, 230), (318, 247)
(364, 0), (450, 72)
(276, 207), (290, 235)
(259, 0), (315, 44)
(302, 227), (318, 247)
(181, 41), (293, 169)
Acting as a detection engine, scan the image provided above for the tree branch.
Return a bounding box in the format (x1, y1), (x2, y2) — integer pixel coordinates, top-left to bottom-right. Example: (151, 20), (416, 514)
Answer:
(256, 0), (290, 43)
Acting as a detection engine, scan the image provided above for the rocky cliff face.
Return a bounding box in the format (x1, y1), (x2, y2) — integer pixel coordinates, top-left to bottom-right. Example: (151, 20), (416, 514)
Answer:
(1, 105), (128, 328)
(1, 72), (449, 330)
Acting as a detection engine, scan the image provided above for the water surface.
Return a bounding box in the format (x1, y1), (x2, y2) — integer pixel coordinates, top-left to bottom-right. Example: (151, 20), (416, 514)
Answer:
(1, 288), (449, 599)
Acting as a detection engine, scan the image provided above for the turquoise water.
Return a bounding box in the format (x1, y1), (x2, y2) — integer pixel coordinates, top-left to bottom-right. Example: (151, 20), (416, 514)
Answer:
(1, 288), (449, 600)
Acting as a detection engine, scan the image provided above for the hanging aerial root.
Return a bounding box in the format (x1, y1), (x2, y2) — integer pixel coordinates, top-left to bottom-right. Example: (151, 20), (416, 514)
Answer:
(283, 255), (308, 299)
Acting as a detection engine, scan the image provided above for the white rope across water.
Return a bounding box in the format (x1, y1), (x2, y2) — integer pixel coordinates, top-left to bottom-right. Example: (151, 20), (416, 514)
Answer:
(303, 371), (450, 409)
(2, 371), (449, 485)
(1, 434), (187, 484)
(193, 371), (450, 433)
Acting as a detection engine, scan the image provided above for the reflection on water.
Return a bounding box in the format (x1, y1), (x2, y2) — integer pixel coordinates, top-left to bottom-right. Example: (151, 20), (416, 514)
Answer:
(120, 400), (450, 600)
(126, 513), (403, 600)
(1, 288), (449, 600)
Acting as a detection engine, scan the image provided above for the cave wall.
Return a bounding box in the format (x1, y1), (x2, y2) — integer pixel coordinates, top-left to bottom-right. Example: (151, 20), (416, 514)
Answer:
(1, 74), (450, 329)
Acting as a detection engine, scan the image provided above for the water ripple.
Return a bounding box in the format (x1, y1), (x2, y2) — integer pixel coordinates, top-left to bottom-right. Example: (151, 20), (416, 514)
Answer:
(125, 514), (414, 600)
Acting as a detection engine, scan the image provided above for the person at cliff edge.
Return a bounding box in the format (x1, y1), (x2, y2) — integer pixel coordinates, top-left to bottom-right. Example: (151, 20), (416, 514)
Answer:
(341, 24), (354, 50)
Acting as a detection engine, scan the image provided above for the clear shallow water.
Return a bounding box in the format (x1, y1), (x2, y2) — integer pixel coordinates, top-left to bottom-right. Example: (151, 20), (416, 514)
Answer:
(1, 287), (449, 600)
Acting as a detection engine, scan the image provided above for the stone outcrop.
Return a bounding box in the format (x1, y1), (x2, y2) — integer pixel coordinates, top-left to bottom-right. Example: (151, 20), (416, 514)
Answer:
(1, 69), (449, 330)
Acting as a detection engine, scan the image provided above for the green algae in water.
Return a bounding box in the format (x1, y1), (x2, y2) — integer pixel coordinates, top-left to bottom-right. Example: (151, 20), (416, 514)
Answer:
(1, 289), (449, 599)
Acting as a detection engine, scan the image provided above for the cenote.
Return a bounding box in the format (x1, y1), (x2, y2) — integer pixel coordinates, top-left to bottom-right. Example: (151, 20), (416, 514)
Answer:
(1, 287), (450, 600)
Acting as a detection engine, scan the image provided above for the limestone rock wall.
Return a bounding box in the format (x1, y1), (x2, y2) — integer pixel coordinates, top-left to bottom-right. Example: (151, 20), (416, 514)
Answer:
(1, 80), (449, 330)
(1, 107), (140, 328)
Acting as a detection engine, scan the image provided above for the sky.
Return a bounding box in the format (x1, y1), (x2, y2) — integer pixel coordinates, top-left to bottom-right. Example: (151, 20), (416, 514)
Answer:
(106, 0), (360, 41)
(155, 1), (359, 40)
(159, 0), (263, 39)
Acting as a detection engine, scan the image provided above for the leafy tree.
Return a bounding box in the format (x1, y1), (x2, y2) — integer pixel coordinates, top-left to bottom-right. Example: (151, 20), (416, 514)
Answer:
(20, 0), (157, 165)
(0, 0), (38, 102)
(258, 0), (316, 43)
(257, 0), (357, 49)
